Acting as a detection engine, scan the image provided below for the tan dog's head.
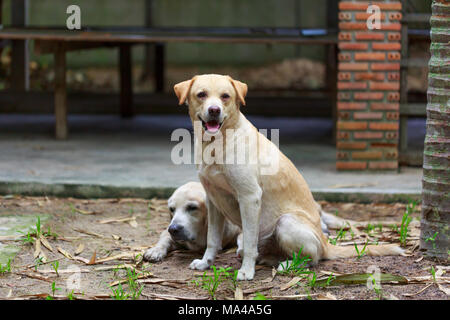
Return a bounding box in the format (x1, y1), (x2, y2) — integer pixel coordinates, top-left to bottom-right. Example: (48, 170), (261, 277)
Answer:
(167, 182), (207, 243)
(174, 74), (248, 135)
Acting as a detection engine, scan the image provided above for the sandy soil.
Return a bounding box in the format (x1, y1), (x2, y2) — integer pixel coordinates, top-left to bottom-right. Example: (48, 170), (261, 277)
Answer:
(0, 196), (448, 300)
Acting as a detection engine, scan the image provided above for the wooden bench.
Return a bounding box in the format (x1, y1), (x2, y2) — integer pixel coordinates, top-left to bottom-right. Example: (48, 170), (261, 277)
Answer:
(0, 25), (340, 139)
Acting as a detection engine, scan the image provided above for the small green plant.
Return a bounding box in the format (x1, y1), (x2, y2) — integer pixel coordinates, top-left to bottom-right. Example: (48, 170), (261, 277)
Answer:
(399, 201), (416, 246)
(51, 261), (59, 276)
(193, 265), (234, 300)
(366, 223), (375, 235)
(34, 257), (44, 271)
(253, 292), (268, 300)
(278, 247), (312, 276)
(329, 227), (347, 245)
(369, 274), (383, 300)
(308, 271), (317, 288)
(325, 273), (336, 286)
(425, 232), (438, 249)
(67, 290), (76, 300)
(125, 268), (144, 300)
(0, 259), (12, 274)
(430, 266), (436, 282)
(46, 281), (61, 299)
(354, 240), (369, 259)
(110, 283), (129, 300)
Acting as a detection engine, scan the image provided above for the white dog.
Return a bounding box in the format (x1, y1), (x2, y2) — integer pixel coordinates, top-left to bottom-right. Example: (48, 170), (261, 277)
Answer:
(174, 74), (403, 280)
(143, 181), (240, 262)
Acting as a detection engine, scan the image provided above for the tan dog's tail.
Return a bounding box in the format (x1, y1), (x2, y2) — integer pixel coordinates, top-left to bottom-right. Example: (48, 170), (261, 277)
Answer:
(324, 242), (404, 260)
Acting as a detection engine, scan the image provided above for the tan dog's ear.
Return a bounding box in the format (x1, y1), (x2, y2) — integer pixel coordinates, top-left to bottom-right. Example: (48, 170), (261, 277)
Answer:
(228, 76), (248, 106)
(174, 77), (196, 105)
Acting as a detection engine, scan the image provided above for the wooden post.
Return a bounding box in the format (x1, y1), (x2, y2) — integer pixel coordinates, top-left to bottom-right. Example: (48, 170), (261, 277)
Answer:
(54, 43), (68, 140)
(142, 0), (154, 81)
(119, 44), (133, 118)
(155, 43), (165, 93)
(11, 0), (29, 91)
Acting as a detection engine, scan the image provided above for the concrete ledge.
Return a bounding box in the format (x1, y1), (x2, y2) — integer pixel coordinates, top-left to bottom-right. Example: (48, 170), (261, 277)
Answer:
(0, 181), (421, 204)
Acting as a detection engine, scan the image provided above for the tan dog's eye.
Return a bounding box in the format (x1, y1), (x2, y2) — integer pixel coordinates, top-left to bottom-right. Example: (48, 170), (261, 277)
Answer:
(186, 204), (198, 211)
(197, 92), (207, 99)
(221, 93), (230, 100)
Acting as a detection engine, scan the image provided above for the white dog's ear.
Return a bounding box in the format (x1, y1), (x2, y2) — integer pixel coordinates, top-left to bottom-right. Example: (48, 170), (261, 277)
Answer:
(174, 77), (196, 106)
(227, 76), (248, 106)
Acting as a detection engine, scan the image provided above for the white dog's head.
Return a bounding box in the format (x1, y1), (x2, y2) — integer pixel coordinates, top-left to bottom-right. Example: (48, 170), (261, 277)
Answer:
(167, 182), (207, 243)
(173, 74), (248, 135)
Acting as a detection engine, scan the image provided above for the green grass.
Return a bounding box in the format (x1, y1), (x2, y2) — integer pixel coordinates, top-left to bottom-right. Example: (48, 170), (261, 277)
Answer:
(110, 283), (129, 300)
(399, 201), (416, 246)
(193, 265), (236, 300)
(425, 232), (438, 249)
(354, 240), (369, 259)
(0, 259), (12, 274)
(277, 247), (312, 276)
(329, 226), (347, 245)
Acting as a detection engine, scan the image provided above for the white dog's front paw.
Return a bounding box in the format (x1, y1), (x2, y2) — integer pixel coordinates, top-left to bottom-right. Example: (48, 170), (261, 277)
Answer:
(143, 247), (167, 262)
(189, 259), (210, 270)
(236, 267), (255, 281)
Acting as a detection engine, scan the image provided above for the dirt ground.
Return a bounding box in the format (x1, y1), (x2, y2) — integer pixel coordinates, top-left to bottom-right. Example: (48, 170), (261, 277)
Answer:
(0, 195), (448, 300)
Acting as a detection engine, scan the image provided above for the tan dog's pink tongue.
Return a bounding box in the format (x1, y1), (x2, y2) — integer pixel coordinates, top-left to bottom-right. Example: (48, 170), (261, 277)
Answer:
(206, 121), (220, 132)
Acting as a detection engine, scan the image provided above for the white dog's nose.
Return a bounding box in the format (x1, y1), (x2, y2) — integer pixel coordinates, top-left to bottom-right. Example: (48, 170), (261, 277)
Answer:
(168, 223), (183, 236)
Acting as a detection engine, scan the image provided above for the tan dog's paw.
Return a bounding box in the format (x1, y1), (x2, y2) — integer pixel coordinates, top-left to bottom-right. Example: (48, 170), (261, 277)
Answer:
(236, 267), (255, 281)
(189, 259), (210, 270)
(143, 247), (167, 262)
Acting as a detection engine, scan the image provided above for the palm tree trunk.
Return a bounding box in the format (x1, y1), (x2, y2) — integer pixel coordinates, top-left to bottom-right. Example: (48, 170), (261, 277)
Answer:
(420, 0), (449, 259)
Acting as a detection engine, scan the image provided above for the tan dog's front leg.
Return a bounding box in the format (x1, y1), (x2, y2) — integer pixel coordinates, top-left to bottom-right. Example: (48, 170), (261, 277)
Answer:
(236, 191), (262, 281)
(189, 198), (224, 270)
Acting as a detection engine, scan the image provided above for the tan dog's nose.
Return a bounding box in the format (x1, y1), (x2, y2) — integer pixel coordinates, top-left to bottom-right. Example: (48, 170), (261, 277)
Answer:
(208, 106), (221, 116)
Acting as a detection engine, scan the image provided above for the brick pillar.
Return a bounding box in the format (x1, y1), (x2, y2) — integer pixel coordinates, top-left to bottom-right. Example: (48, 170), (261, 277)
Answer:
(336, 1), (402, 171)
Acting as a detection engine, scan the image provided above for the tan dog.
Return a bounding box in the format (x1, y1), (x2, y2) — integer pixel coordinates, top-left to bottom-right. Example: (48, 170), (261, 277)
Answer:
(143, 182), (240, 262)
(174, 74), (403, 280)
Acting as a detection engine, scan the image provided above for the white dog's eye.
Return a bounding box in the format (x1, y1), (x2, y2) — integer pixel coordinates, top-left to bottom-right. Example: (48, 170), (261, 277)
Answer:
(186, 204), (198, 211)
(221, 93), (230, 100)
(169, 207), (175, 213)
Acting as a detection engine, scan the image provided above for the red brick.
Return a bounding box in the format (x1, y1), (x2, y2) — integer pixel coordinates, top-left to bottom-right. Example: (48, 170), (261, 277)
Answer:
(337, 102), (367, 110)
(353, 112), (384, 120)
(371, 143), (398, 148)
(354, 92), (384, 100)
(369, 82), (400, 90)
(380, 23), (402, 31)
(338, 72), (352, 81)
(386, 112), (400, 120)
(338, 2), (402, 11)
(338, 121), (368, 130)
(387, 72), (400, 81)
(369, 122), (399, 130)
(387, 52), (401, 60)
(352, 151), (383, 160)
(339, 32), (352, 41)
(339, 62), (369, 71)
(337, 142), (367, 150)
(368, 161), (398, 170)
(389, 12), (403, 21)
(355, 33), (385, 41)
(388, 92), (400, 101)
(387, 32), (401, 41)
(371, 102), (399, 110)
(354, 72), (385, 81)
(337, 131), (350, 140)
(338, 53), (352, 61)
(355, 12), (386, 20)
(336, 162), (367, 170)
(339, 12), (352, 20)
(339, 22), (367, 30)
(338, 42), (369, 50)
(372, 43), (401, 51)
(371, 63), (400, 71)
(354, 131), (384, 139)
(355, 52), (386, 61)
(338, 82), (368, 90)
(386, 132), (399, 140)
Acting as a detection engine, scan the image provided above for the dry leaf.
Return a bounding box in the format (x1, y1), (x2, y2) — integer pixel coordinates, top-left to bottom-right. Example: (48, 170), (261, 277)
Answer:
(280, 277), (302, 291)
(75, 243), (84, 255)
(40, 235), (54, 252)
(402, 284), (433, 297)
(235, 286), (244, 300)
(316, 293), (337, 300)
(88, 251), (97, 265)
(437, 283), (450, 296)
